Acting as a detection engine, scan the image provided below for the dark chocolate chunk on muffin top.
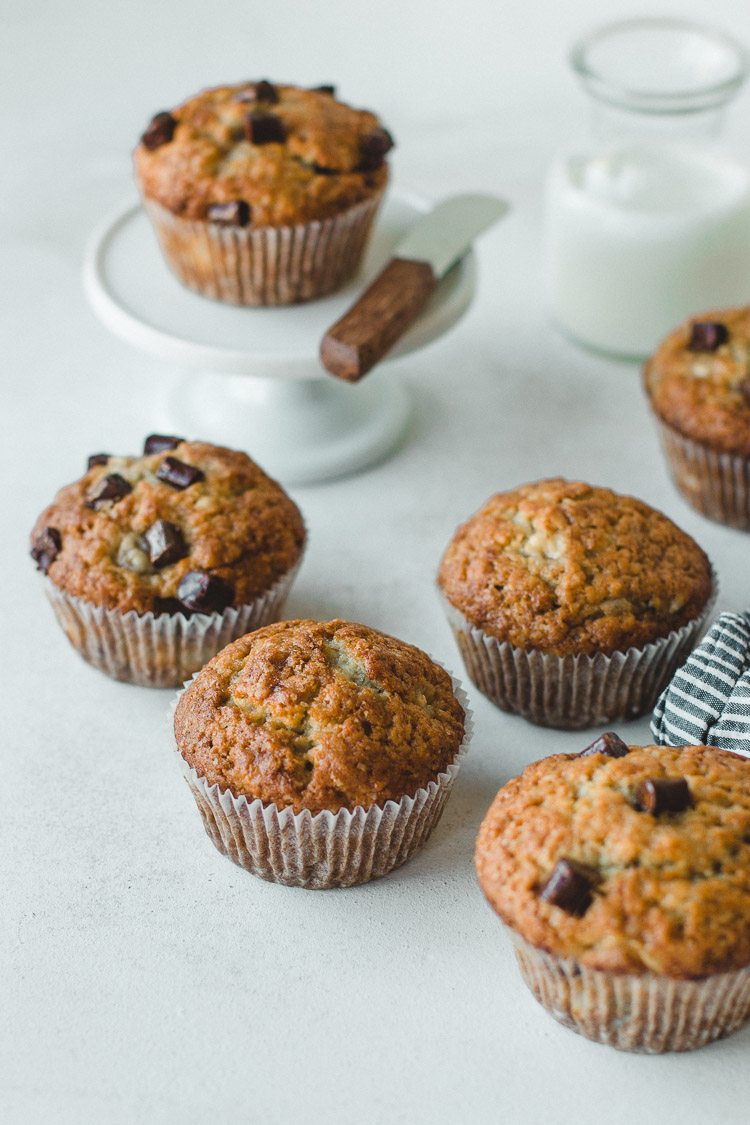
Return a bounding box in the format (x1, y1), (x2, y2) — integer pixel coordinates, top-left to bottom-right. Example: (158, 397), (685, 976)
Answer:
(174, 619), (465, 815)
(30, 440), (305, 615)
(133, 82), (394, 226)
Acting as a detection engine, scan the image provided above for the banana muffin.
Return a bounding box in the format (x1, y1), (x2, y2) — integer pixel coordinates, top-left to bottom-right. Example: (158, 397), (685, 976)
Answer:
(134, 81), (394, 305)
(476, 737), (750, 1052)
(30, 436), (305, 686)
(174, 618), (468, 887)
(437, 478), (714, 728)
(644, 306), (750, 528)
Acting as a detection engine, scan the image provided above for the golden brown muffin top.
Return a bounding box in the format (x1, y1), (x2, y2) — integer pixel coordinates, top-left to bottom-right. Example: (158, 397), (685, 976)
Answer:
(644, 306), (750, 455)
(437, 479), (712, 657)
(30, 438), (305, 616)
(476, 741), (750, 978)
(174, 619), (465, 814)
(133, 81), (392, 226)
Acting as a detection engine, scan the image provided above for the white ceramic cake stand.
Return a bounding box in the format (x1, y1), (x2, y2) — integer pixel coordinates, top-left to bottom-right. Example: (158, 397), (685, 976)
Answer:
(84, 190), (476, 484)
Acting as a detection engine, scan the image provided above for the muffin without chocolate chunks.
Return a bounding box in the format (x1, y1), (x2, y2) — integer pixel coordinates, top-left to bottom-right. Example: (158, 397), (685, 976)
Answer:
(644, 306), (750, 527)
(30, 437), (305, 686)
(476, 740), (750, 1051)
(176, 618), (464, 813)
(134, 81), (394, 305)
(439, 478), (712, 657)
(437, 479), (714, 727)
(174, 619), (468, 887)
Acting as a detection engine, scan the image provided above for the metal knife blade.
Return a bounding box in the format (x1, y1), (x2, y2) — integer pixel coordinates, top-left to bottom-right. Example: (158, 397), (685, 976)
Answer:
(395, 193), (509, 277)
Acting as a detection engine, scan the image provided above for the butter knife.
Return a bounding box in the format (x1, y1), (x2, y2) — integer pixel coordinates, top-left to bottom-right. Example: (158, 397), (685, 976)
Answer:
(320, 193), (509, 382)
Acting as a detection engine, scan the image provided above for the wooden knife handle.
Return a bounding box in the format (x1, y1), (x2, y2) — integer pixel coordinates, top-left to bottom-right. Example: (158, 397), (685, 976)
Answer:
(320, 257), (436, 382)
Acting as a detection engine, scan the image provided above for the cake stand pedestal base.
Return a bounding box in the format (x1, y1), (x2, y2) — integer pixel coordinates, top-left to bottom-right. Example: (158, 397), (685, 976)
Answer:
(162, 369), (410, 484)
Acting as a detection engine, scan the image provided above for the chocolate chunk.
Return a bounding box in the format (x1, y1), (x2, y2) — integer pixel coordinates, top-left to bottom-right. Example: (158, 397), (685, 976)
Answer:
(152, 596), (185, 617)
(143, 520), (187, 568)
(177, 570), (233, 613)
(87, 453), (110, 470)
(141, 111), (177, 150)
(738, 378), (750, 406)
(31, 527), (61, 574)
(144, 433), (184, 455)
(312, 84), (336, 96)
(255, 79), (279, 103)
(236, 79), (279, 104)
(688, 321), (729, 353)
(539, 859), (598, 916)
(206, 200), (251, 227)
(357, 127), (394, 172)
(86, 473), (132, 509)
(155, 456), (205, 490)
(245, 111), (286, 145)
(579, 731), (630, 759)
(636, 777), (692, 815)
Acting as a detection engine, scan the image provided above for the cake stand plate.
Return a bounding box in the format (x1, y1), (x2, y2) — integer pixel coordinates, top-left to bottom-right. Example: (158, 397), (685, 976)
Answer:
(84, 190), (476, 484)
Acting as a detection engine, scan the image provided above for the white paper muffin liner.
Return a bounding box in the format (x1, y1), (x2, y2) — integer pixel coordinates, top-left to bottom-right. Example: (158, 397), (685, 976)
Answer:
(510, 931), (750, 1053)
(172, 665), (472, 889)
(142, 192), (384, 306)
(655, 416), (750, 530)
(42, 558), (301, 689)
(439, 581), (716, 730)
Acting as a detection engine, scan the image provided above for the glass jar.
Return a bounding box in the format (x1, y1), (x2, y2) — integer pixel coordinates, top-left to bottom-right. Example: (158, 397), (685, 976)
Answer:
(545, 18), (750, 359)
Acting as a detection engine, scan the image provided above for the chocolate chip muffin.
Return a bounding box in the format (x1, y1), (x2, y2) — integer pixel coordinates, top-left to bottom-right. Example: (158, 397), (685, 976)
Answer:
(174, 619), (468, 887)
(134, 81), (394, 305)
(644, 307), (750, 528)
(476, 736), (750, 1052)
(437, 479), (714, 728)
(30, 436), (305, 687)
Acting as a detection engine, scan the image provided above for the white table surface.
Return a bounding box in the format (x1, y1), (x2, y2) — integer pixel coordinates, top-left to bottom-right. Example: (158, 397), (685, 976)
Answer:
(5, 2), (750, 1122)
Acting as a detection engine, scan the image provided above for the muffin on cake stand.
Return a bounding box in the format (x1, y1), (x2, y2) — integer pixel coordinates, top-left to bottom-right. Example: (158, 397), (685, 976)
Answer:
(84, 190), (476, 485)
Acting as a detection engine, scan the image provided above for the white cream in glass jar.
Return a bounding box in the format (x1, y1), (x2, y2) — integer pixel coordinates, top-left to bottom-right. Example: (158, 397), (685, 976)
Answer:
(546, 19), (750, 359)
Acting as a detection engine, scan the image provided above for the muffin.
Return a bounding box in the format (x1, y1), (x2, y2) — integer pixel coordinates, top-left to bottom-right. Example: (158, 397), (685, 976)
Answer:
(437, 478), (714, 728)
(173, 619), (469, 887)
(644, 307), (750, 529)
(476, 738), (750, 1053)
(134, 81), (393, 306)
(30, 436), (305, 687)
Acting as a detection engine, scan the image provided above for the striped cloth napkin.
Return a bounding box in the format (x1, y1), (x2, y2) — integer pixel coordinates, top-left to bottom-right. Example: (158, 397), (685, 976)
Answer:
(651, 612), (750, 756)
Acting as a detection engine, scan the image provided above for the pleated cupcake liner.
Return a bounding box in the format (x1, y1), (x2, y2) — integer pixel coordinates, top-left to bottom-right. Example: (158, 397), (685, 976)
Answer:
(655, 416), (750, 531)
(439, 581), (716, 730)
(510, 932), (750, 1053)
(42, 558), (301, 689)
(172, 667), (473, 889)
(142, 192), (384, 306)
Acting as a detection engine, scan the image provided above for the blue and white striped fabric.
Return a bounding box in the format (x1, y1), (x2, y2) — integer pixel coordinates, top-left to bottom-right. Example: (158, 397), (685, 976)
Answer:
(651, 612), (750, 757)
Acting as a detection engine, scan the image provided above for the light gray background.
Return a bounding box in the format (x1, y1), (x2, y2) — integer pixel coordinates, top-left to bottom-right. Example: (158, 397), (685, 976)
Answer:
(5, 1), (750, 1122)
